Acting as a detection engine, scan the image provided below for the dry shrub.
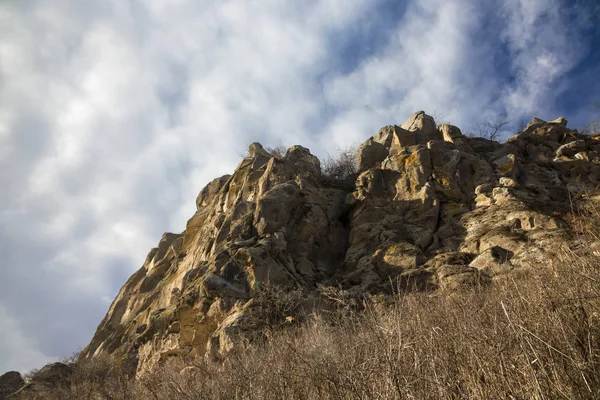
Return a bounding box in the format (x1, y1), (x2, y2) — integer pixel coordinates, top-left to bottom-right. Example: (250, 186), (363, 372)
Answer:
(320, 145), (358, 190)
(468, 119), (509, 141)
(582, 121), (600, 136)
(264, 145), (288, 159)
(237, 285), (311, 344)
(34, 212), (600, 399)
(17, 354), (136, 400)
(137, 212), (600, 399)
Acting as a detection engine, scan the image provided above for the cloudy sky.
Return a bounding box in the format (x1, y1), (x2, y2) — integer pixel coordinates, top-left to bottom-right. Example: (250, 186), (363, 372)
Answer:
(1, 0), (599, 374)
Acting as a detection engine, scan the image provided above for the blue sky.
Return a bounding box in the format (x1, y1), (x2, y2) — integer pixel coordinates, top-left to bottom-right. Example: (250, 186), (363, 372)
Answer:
(0, 0), (599, 374)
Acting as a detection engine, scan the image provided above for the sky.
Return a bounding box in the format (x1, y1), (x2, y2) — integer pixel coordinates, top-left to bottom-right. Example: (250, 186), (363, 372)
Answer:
(1, 0), (599, 374)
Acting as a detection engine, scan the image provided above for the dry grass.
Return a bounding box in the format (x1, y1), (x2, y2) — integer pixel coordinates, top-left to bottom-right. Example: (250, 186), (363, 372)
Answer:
(27, 213), (600, 400)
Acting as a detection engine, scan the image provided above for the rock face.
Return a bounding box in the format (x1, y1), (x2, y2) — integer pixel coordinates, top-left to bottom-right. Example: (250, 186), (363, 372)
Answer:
(79, 112), (600, 376)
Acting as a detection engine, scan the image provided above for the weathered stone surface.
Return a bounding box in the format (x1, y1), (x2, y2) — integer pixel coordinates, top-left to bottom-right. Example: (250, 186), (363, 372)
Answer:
(0, 371), (24, 400)
(469, 246), (514, 276)
(79, 142), (348, 376)
(555, 140), (585, 159)
(75, 111), (600, 377)
(400, 110), (438, 135)
(439, 124), (473, 152)
(390, 111), (442, 154)
(356, 125), (396, 172)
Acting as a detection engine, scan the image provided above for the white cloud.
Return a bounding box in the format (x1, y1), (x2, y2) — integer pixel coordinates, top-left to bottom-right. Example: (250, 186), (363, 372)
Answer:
(0, 305), (51, 374)
(500, 0), (589, 118)
(320, 0), (497, 139)
(0, 0), (596, 374)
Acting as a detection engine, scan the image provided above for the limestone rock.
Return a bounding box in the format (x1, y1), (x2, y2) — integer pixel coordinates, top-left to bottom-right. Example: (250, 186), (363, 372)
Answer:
(400, 110), (438, 135)
(28, 363), (72, 385)
(390, 111), (442, 153)
(80, 143), (348, 375)
(356, 125), (396, 171)
(76, 112), (600, 377)
(439, 124), (473, 152)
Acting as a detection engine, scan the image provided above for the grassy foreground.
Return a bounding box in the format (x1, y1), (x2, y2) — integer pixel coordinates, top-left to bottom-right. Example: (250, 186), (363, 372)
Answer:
(24, 213), (600, 400)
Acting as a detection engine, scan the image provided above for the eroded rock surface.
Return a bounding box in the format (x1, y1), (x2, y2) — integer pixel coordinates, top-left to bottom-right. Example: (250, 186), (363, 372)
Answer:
(79, 112), (600, 376)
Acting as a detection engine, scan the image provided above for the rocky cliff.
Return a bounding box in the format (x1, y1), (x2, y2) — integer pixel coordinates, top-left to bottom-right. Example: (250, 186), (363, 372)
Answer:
(78, 111), (600, 376)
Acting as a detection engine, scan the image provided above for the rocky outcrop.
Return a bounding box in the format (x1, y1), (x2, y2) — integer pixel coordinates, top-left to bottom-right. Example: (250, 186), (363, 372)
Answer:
(79, 111), (600, 376)
(79, 142), (349, 375)
(6, 363), (72, 399)
(0, 372), (23, 400)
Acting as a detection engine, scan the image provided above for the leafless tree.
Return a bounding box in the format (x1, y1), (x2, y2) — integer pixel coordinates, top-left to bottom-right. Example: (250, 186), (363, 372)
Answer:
(320, 145), (358, 188)
(582, 121), (600, 136)
(582, 101), (600, 135)
(471, 119), (509, 141)
(265, 145), (288, 159)
(431, 110), (452, 127)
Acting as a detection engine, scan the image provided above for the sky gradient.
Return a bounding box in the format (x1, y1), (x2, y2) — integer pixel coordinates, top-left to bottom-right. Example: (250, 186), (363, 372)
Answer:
(1, 0), (599, 374)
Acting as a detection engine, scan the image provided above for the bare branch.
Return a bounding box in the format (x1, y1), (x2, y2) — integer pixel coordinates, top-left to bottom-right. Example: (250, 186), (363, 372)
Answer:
(582, 121), (600, 136)
(430, 110), (452, 127)
(264, 145), (288, 159)
(471, 119), (509, 141)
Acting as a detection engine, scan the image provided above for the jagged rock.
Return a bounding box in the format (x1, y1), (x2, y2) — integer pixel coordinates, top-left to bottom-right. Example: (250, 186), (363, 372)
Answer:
(555, 140), (585, 159)
(248, 142), (271, 159)
(196, 175), (231, 210)
(439, 124), (473, 152)
(80, 143), (348, 375)
(390, 111), (442, 153)
(400, 110), (438, 136)
(78, 112), (600, 376)
(0, 372), (24, 400)
(549, 117), (568, 126)
(356, 125), (396, 171)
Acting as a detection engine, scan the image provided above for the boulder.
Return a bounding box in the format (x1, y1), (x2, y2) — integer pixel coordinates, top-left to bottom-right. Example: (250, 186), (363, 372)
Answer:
(400, 110), (438, 135)
(390, 111), (442, 152)
(0, 371), (24, 399)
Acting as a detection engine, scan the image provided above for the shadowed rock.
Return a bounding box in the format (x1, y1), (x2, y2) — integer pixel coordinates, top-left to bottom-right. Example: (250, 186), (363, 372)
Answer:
(0, 371), (24, 399)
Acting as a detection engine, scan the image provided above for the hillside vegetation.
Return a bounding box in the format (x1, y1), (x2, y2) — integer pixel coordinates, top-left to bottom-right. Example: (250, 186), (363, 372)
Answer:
(11, 210), (600, 399)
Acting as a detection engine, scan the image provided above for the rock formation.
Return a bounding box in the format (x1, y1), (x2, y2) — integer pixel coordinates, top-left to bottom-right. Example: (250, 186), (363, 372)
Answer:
(0, 372), (24, 400)
(0, 364), (72, 399)
(75, 111), (600, 376)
